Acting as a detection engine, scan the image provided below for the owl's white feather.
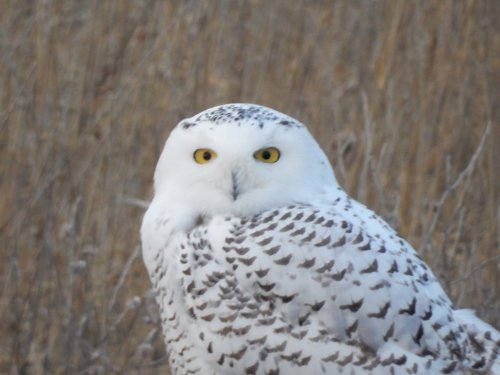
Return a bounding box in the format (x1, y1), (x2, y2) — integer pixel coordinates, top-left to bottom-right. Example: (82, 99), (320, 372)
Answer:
(141, 104), (499, 374)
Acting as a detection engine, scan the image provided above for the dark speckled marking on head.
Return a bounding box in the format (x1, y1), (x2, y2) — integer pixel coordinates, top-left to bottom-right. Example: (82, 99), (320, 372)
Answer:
(181, 121), (196, 129)
(180, 104), (304, 129)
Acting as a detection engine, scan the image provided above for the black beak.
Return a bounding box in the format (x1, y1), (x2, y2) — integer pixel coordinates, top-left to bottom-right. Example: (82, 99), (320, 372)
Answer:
(231, 171), (240, 201)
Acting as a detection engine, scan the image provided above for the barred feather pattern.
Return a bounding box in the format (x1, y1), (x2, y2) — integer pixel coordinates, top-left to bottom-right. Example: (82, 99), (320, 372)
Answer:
(146, 194), (500, 375)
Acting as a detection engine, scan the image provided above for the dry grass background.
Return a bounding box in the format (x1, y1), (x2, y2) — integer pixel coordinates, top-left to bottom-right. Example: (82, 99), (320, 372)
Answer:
(1, 1), (499, 374)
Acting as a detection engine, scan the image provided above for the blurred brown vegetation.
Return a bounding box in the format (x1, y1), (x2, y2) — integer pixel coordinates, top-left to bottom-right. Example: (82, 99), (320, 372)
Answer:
(1, 1), (499, 374)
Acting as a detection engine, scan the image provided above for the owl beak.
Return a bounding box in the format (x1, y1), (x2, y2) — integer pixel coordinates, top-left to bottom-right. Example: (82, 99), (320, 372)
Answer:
(231, 170), (240, 201)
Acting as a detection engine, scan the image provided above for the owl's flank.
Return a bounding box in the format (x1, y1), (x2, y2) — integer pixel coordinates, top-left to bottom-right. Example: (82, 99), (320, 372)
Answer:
(141, 103), (500, 375)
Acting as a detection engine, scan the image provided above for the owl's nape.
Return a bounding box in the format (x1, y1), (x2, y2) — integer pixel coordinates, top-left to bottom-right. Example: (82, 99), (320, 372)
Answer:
(141, 104), (500, 375)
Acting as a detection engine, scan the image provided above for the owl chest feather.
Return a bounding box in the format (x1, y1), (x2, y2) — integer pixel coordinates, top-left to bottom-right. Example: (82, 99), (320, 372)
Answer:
(149, 198), (475, 374)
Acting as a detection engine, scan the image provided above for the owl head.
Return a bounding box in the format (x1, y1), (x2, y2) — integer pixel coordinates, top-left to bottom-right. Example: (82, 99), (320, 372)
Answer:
(152, 104), (338, 228)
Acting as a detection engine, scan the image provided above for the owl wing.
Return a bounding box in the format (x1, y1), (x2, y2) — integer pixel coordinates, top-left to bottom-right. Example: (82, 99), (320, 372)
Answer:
(176, 200), (484, 374)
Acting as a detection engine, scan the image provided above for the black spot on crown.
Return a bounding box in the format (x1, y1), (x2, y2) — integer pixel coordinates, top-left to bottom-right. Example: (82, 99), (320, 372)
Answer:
(180, 104), (303, 129)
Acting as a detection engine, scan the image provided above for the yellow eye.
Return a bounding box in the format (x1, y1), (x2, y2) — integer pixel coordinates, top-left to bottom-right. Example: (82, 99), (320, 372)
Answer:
(193, 148), (217, 164)
(254, 147), (280, 163)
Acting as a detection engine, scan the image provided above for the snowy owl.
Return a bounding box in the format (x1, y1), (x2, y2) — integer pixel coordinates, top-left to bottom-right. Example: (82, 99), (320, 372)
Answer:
(141, 103), (499, 375)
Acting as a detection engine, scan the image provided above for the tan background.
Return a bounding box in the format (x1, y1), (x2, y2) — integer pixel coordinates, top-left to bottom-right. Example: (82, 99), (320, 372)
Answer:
(1, 1), (499, 374)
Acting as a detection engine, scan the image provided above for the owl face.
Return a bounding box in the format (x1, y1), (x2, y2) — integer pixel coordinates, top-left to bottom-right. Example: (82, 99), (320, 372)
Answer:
(153, 104), (337, 219)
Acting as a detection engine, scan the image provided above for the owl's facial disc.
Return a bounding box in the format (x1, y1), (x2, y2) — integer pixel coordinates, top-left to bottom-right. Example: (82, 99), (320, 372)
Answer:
(153, 103), (339, 218)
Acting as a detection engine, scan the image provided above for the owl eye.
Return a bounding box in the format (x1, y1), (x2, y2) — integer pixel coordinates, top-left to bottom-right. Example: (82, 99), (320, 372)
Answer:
(254, 147), (280, 163)
(193, 148), (217, 164)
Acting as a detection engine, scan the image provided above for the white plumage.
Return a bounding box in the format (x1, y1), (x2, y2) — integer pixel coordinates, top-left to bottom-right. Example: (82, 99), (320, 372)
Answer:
(141, 103), (499, 374)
